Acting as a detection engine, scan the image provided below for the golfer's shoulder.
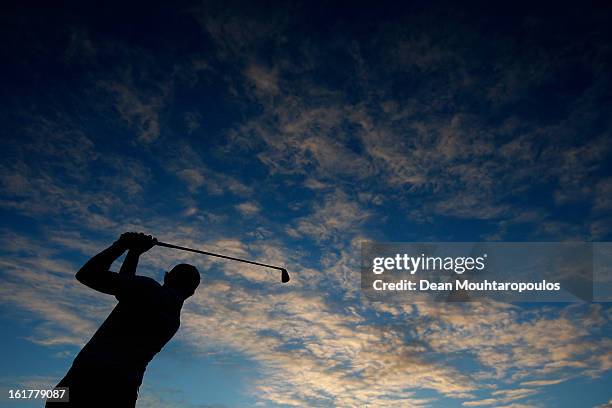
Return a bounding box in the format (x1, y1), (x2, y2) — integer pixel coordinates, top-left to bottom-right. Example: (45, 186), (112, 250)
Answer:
(136, 275), (162, 287)
(116, 275), (162, 302)
(125, 275), (162, 292)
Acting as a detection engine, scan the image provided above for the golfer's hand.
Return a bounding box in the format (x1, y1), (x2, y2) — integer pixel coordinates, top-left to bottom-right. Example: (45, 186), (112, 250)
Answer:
(117, 232), (157, 254)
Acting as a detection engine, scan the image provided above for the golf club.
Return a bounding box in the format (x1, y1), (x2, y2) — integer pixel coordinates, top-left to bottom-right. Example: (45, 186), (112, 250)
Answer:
(156, 241), (290, 283)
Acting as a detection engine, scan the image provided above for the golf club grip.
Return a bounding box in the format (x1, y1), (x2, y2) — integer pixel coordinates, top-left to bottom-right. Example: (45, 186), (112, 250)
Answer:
(156, 241), (285, 271)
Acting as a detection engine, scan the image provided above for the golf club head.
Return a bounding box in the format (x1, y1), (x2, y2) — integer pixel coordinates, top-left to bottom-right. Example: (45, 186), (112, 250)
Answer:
(281, 268), (290, 283)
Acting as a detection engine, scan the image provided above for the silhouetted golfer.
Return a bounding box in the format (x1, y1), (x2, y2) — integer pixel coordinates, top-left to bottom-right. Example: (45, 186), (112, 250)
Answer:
(46, 232), (200, 408)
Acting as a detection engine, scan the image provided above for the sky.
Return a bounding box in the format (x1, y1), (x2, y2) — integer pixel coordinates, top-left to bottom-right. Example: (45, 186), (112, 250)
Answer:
(1, 1), (612, 407)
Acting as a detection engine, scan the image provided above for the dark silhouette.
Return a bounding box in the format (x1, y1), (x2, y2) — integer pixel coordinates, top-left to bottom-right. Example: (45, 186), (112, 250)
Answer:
(46, 232), (200, 408)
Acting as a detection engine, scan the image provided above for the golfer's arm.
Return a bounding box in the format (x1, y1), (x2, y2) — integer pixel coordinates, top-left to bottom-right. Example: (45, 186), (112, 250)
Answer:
(75, 242), (126, 294)
(119, 250), (140, 277)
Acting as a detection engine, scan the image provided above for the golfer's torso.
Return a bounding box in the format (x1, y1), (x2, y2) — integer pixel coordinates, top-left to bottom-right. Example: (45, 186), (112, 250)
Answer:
(73, 279), (182, 384)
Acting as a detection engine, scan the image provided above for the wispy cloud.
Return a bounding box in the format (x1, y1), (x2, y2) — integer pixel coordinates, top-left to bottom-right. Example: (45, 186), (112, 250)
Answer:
(99, 79), (168, 143)
(235, 201), (261, 216)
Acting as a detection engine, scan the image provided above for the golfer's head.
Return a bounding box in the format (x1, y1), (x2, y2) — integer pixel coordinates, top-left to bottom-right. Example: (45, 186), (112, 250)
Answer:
(164, 263), (200, 298)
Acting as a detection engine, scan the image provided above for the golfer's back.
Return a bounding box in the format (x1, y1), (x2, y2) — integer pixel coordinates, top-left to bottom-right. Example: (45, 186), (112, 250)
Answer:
(48, 275), (183, 407)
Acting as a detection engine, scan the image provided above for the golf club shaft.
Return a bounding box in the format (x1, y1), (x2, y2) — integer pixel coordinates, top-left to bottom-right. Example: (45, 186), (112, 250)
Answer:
(156, 241), (285, 272)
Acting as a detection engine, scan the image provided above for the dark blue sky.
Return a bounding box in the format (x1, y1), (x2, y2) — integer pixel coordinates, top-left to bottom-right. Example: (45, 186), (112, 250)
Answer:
(1, 1), (611, 407)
